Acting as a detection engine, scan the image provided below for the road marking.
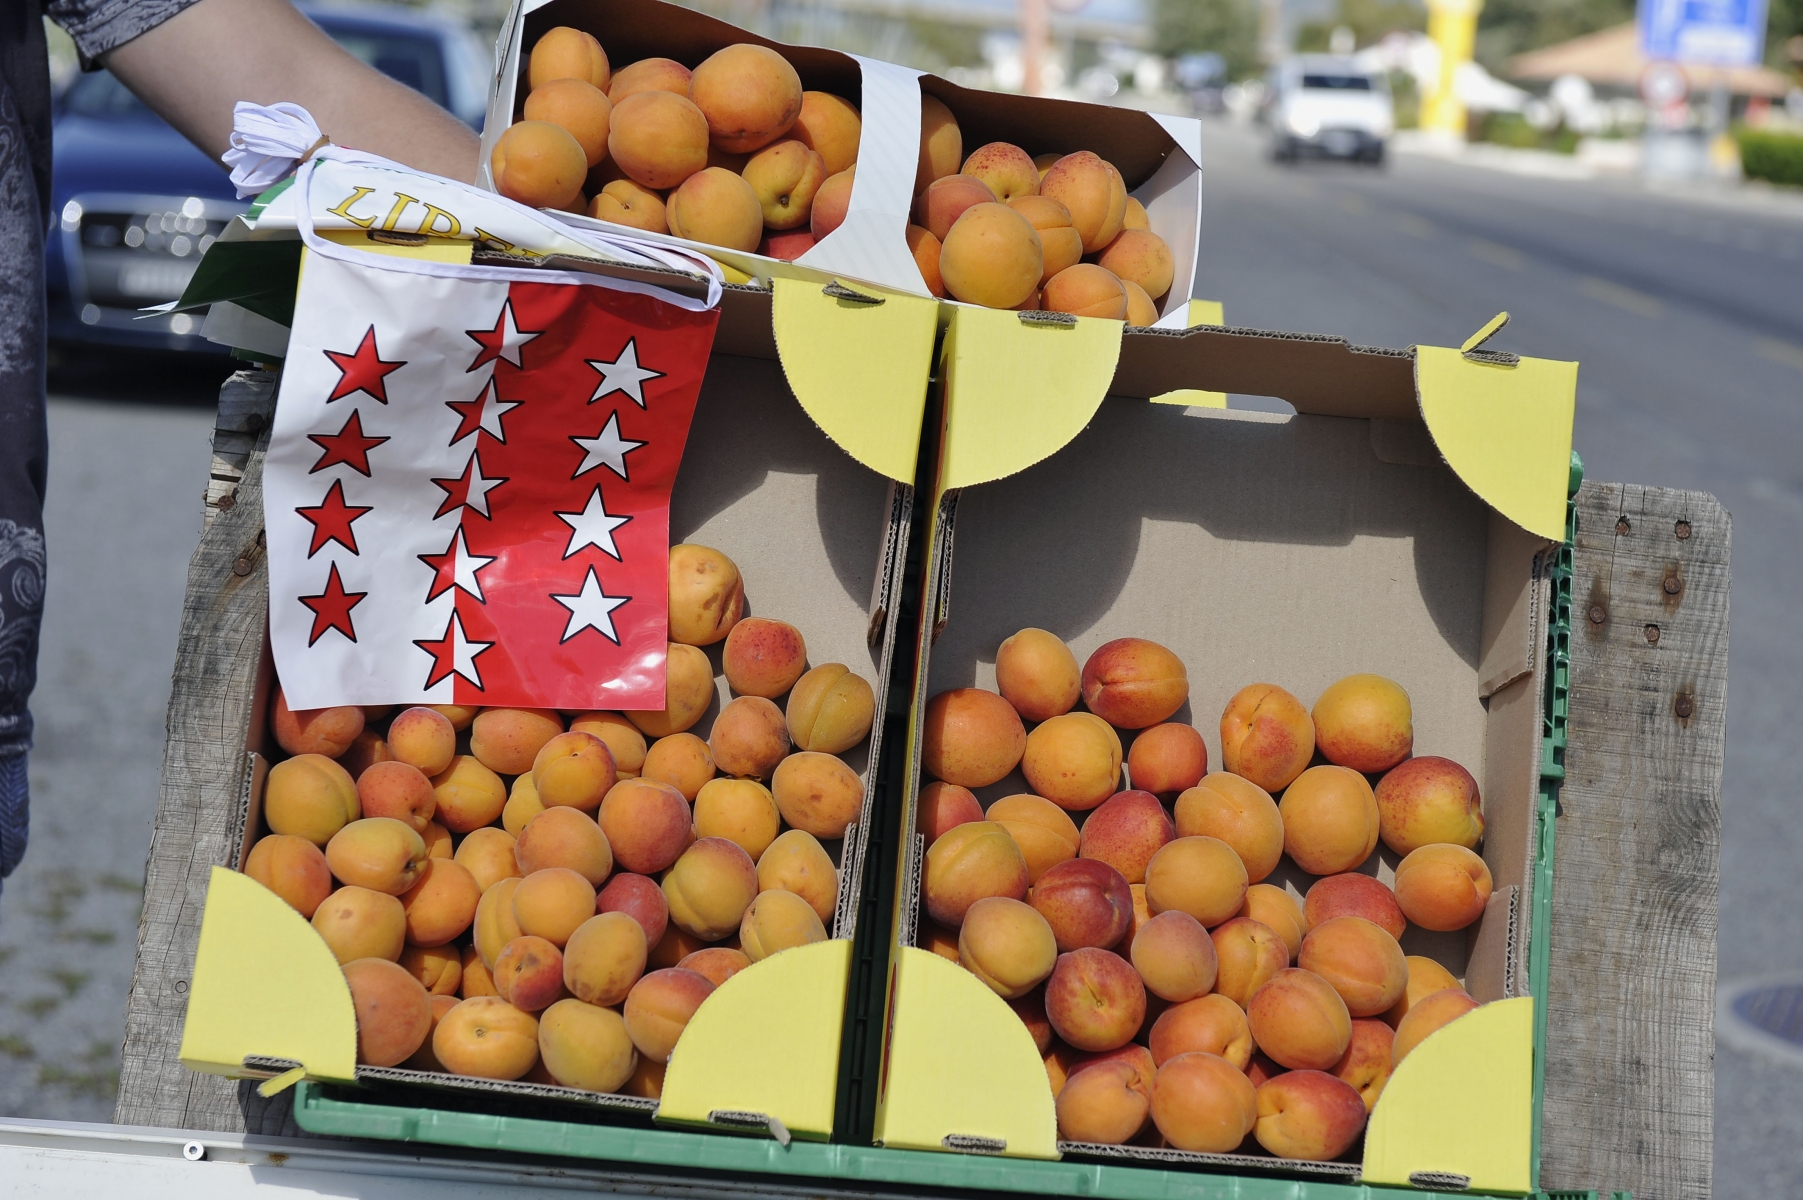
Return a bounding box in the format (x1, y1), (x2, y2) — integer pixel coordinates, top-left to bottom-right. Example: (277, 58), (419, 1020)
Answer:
(1393, 213), (1436, 238)
(1468, 238), (1523, 269)
(1578, 275), (1664, 318)
(1757, 338), (1803, 372)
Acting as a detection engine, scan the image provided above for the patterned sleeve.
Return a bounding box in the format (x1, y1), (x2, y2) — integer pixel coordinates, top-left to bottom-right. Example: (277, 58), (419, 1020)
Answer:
(46, 0), (208, 66)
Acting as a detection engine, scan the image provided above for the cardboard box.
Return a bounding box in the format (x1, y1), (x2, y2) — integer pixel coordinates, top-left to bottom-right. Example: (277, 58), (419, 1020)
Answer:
(484, 0), (1202, 327)
(177, 337), (921, 1144)
(872, 308), (1577, 1193)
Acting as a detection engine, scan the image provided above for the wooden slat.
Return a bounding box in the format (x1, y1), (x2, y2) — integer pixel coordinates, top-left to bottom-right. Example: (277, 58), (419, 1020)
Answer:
(1541, 480), (1726, 1198)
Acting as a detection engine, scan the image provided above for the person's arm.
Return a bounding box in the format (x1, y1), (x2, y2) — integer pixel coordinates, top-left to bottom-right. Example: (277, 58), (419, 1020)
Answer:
(103, 0), (480, 182)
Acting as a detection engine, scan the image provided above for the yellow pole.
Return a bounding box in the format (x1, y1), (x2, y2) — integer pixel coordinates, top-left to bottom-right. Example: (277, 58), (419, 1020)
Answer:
(1421, 0), (1481, 137)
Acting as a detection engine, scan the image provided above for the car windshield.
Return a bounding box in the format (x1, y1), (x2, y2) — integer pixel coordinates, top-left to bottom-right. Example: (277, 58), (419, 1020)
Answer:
(1301, 74), (1374, 91)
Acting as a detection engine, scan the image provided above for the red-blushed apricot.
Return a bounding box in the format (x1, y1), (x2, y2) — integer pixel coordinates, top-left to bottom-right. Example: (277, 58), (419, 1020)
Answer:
(1038, 151), (1127, 253)
(623, 967), (716, 1062)
(525, 78), (612, 168)
(531, 731), (617, 812)
(1297, 917), (1408, 1018)
(399, 858), (482, 948)
(1080, 638), (1188, 729)
(400, 944), (462, 997)
(474, 878), (524, 968)
(1022, 712), (1122, 812)
(563, 911), (648, 1007)
(1057, 1057), (1150, 1145)
(453, 827), (519, 895)
(1394, 844), (1493, 931)
(810, 166), (854, 239)
(503, 774), (544, 837)
(988, 793), (1079, 883)
(771, 751), (863, 839)
(1254, 1069), (1368, 1160)
(609, 57), (690, 104)
(917, 781), (984, 844)
(668, 544), (744, 647)
(663, 837), (760, 941)
(387, 707), (456, 777)
(513, 867), (598, 947)
(912, 173), (997, 242)
(710, 696), (791, 780)
(1375, 756), (1485, 856)
(1150, 992), (1253, 1068)
(688, 44), (802, 154)
(597, 871), (670, 948)
(492, 121), (587, 210)
(570, 712), (649, 777)
(906, 224), (945, 297)
(631, 643), (716, 739)
(962, 141), (1039, 203)
(679, 945), (753, 987)
(493, 935), (568, 1012)
(1312, 673), (1412, 773)
(598, 778), (692, 875)
(514, 806), (613, 886)
(923, 688), (1027, 789)
(694, 777), (780, 860)
(958, 896), (1058, 998)
(1012, 987), (1054, 1054)
(995, 627), (1080, 722)
(1220, 684), (1316, 794)
(265, 753), (360, 846)
(430, 755), (508, 834)
(343, 957), (432, 1067)
(1127, 724), (1207, 797)
(272, 690), (365, 758)
(1246, 1049), (1286, 1087)
(1174, 772), (1284, 883)
(1149, 1051), (1259, 1152)
(1042, 263), (1127, 320)
(1392, 987), (1479, 1062)
(1211, 917), (1290, 1008)
(529, 26), (608, 91)
(608, 91), (709, 190)
(538, 997), (637, 1092)
(337, 729), (392, 781)
(924, 821), (1029, 927)
(1304, 874), (1405, 939)
(667, 165), (764, 251)
(313, 886), (405, 964)
(326, 818), (428, 896)
(1031, 857), (1133, 952)
(461, 945), (498, 998)
(1247, 968), (1352, 1070)
(1145, 835), (1247, 928)
(356, 761), (436, 834)
(641, 732), (714, 801)
(1332, 1018), (1393, 1111)
(741, 888), (828, 961)
(756, 829), (839, 925)
(791, 90), (860, 174)
(245, 833), (332, 918)
(1130, 909), (1217, 1002)
(647, 922), (714, 969)
(939, 202), (1044, 310)
(1279, 766), (1381, 876)
(1096, 229), (1175, 301)
(786, 663), (875, 754)
(1045, 947), (1146, 1052)
(1382, 955), (1462, 1029)
(405, 993), (462, 1071)
(434, 996), (539, 1080)
(471, 708), (563, 776)
(1079, 789), (1176, 885)
(1238, 884), (1306, 958)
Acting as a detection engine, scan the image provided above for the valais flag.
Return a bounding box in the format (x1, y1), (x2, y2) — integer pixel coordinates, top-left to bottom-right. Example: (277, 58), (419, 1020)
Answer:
(266, 247), (719, 711)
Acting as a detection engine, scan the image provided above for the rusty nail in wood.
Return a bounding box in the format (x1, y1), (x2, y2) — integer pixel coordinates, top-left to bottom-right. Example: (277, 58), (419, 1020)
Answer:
(1588, 604), (1607, 625)
(1675, 520), (1691, 540)
(1664, 576), (1682, 595)
(233, 557), (253, 577)
(1674, 694), (1694, 719)
(1644, 624), (1661, 644)
(217, 492), (235, 510)
(1615, 516), (1631, 535)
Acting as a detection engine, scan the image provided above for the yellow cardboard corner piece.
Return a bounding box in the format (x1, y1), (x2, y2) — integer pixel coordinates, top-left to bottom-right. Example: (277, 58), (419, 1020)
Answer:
(1415, 347), (1577, 541)
(1362, 996), (1534, 1193)
(771, 276), (938, 485)
(873, 947), (1058, 1159)
(319, 229), (474, 264)
(938, 306), (1122, 493)
(1187, 298), (1225, 327)
(658, 937), (851, 1141)
(1151, 299), (1227, 407)
(177, 866), (357, 1084)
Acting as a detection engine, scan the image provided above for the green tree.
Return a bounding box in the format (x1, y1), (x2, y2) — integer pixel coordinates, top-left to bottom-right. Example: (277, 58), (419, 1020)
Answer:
(1767, 0), (1803, 74)
(1472, 0), (1635, 72)
(1295, 0), (1426, 51)
(1152, 0), (1262, 81)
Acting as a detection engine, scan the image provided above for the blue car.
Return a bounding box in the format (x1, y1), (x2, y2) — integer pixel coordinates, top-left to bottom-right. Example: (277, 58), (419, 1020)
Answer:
(48, 4), (490, 354)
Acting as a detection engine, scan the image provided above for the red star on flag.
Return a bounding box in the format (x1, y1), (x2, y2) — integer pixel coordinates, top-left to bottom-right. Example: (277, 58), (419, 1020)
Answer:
(430, 452), (506, 519)
(298, 562), (366, 645)
(418, 527), (497, 603)
(324, 327), (405, 404)
(295, 479), (373, 556)
(466, 299), (541, 372)
(415, 610), (493, 689)
(308, 409), (390, 476)
(446, 378), (521, 445)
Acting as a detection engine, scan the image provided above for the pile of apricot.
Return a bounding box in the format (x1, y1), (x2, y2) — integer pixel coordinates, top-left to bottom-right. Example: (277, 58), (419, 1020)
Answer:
(918, 632), (1493, 1161)
(246, 543), (873, 1095)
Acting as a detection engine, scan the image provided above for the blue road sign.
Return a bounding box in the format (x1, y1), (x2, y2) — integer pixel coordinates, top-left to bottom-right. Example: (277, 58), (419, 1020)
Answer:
(1639, 0), (1769, 66)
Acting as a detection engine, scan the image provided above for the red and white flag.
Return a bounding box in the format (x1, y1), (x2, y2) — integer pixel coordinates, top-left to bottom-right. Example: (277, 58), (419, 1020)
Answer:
(266, 238), (718, 711)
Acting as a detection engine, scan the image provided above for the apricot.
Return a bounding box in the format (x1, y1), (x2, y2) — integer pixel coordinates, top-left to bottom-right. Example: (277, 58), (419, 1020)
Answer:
(1125, 724), (1206, 798)
(1057, 1058), (1149, 1145)
(1298, 917), (1408, 1018)
(1332, 1018), (1393, 1112)
(1122, 197), (1150, 230)
(313, 886), (406, 964)
(912, 173), (996, 244)
(337, 729), (392, 780)
(992, 628), (1077, 722)
(421, 821), (452, 860)
(343, 957), (431, 1067)
(1039, 152), (1127, 253)
(525, 78), (612, 168)
(535, 997), (635, 1092)
(917, 781), (984, 844)
(1130, 909), (1217, 1003)
(1032, 857), (1133, 952)
(1238, 884), (1306, 958)
(648, 921), (713, 970)
(689, 44), (802, 153)
(272, 691), (365, 758)
(1145, 835), (1247, 928)
(608, 90), (709, 190)
(679, 945), (752, 987)
(1007, 195), (1082, 285)
(1279, 766), (1380, 876)
(810, 166), (854, 239)
(1148, 1051), (1259, 1152)
(923, 688), (1027, 789)
(434, 996), (540, 1080)
(473, 878), (524, 968)
(1124, 882), (1152, 947)
(326, 818), (427, 895)
(1211, 917), (1290, 1008)
(265, 753), (360, 846)
(1021, 712), (1121, 811)
(904, 224), (944, 296)
(384, 707), (455, 777)
(921, 918), (961, 961)
(561, 911), (648, 1008)
(461, 945), (497, 998)
(1304, 874), (1405, 939)
(404, 993), (461, 1071)
(632, 643), (716, 738)
(1012, 988), (1054, 1054)
(1042, 264), (1127, 321)
(1383, 955), (1462, 1028)
(667, 166), (764, 252)
(1122, 280), (1158, 328)
(597, 778), (692, 874)
(492, 121), (587, 210)
(640, 732), (714, 802)
(915, 93), (962, 188)
(741, 887), (829, 961)
(1150, 993), (1251, 1070)
(497, 779), (542, 841)
(1254, 1069), (1368, 1160)
(529, 731), (616, 813)
(687, 778), (775, 860)
(742, 140), (826, 229)
(493, 935), (568, 1012)
(428, 704), (477, 732)
(1219, 684), (1314, 793)
(1045, 947), (1145, 1052)
(624, 967), (716, 1061)
(786, 664), (874, 754)
(1079, 790), (1175, 885)
(1392, 987), (1479, 1063)
(939, 202), (1043, 310)
(1375, 756), (1484, 856)
(399, 944), (462, 997)
(1394, 844), (1493, 931)
(1311, 673), (1412, 774)
(429, 755), (507, 834)
(398, 858), (481, 948)
(719, 618), (805, 700)
(1247, 968), (1352, 1070)
(1246, 1050), (1285, 1088)
(1082, 638), (1187, 729)
(771, 751), (863, 839)
(787, 90), (860, 175)
(668, 544), (744, 647)
(710, 696), (791, 779)
(756, 829), (839, 925)
(513, 867), (598, 947)
(514, 806), (613, 886)
(354, 761), (435, 836)
(664, 837), (759, 940)
(597, 871), (669, 948)
(245, 834), (332, 918)
(988, 793), (1079, 883)
(1174, 772), (1284, 883)
(590, 177), (668, 233)
(625, 1056), (666, 1098)
(609, 57), (690, 104)
(529, 27), (608, 91)
(1096, 229), (1175, 301)
(961, 142), (1038, 202)
(924, 820), (1029, 927)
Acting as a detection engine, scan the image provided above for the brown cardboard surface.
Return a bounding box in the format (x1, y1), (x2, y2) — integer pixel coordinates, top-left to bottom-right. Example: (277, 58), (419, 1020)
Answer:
(1112, 326), (1419, 419)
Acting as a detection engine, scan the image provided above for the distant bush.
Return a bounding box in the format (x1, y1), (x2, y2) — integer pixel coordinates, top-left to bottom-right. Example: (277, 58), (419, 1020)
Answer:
(1737, 128), (1803, 186)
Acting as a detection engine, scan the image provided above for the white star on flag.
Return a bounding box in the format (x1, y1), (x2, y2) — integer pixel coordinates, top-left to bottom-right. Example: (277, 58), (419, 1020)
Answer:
(433, 451), (505, 520)
(552, 567), (629, 644)
(586, 339), (663, 408)
(416, 609), (494, 689)
(420, 526), (496, 602)
(451, 378), (521, 444)
(571, 412), (645, 480)
(556, 487), (631, 560)
(477, 299), (541, 368)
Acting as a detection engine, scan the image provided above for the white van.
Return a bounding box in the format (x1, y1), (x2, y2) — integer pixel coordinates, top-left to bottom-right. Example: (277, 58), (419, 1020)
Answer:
(1266, 55), (1394, 164)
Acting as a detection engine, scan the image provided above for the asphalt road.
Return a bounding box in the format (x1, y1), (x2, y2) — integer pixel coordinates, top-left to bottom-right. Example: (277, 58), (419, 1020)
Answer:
(1, 124), (1798, 1192)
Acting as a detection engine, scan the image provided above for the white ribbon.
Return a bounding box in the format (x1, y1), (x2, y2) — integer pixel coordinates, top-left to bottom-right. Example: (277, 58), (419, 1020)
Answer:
(222, 101), (326, 199)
